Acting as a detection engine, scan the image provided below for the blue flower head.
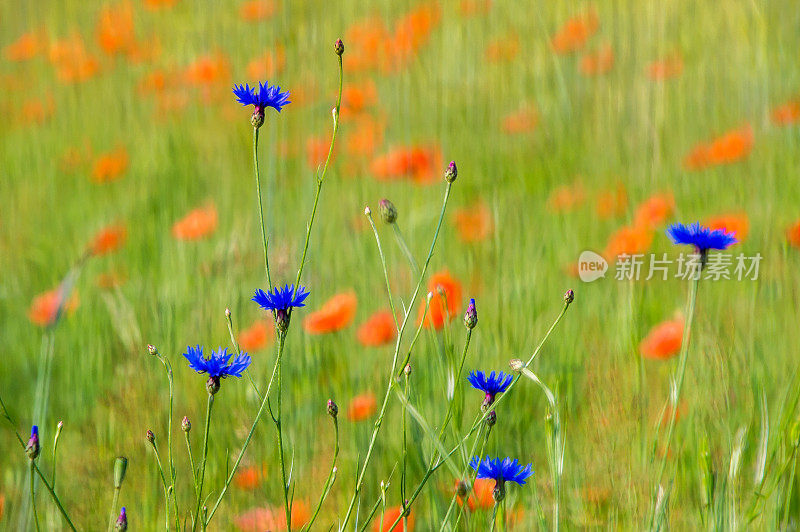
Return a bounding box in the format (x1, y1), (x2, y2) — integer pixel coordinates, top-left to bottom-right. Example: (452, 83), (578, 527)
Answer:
(183, 345), (251, 394)
(667, 222), (738, 252)
(232, 81), (291, 112)
(468, 370), (514, 409)
(469, 455), (533, 501)
(26, 425), (40, 459)
(253, 284), (310, 331)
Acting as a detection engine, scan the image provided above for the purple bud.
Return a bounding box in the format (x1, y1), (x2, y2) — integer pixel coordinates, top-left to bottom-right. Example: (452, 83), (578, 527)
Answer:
(115, 507), (128, 531)
(564, 289), (574, 305)
(464, 298), (477, 329)
(444, 160), (457, 183)
(146, 429), (155, 445)
(334, 38), (345, 56)
(26, 425), (40, 460)
(327, 399), (338, 419)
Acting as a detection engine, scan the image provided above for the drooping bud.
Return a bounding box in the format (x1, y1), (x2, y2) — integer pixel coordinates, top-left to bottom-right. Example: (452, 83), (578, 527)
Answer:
(26, 425), (40, 460)
(378, 199), (398, 224)
(114, 457), (128, 489)
(492, 480), (506, 502)
(455, 479), (470, 498)
(464, 298), (477, 329)
(115, 507), (128, 531)
(251, 106), (265, 129)
(147, 344), (158, 356)
(485, 410), (497, 427)
(444, 161), (457, 183)
(146, 429), (155, 445)
(327, 399), (339, 419)
(563, 289), (574, 305)
(181, 416), (191, 433)
(509, 358), (524, 372)
(206, 375), (221, 396)
(334, 38), (345, 56)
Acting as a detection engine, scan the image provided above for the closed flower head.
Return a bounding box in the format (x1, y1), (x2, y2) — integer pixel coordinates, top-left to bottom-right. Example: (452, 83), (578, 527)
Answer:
(183, 345), (252, 395)
(469, 455), (533, 501)
(115, 507), (127, 531)
(26, 425), (40, 460)
(253, 283), (310, 332)
(468, 370), (513, 410)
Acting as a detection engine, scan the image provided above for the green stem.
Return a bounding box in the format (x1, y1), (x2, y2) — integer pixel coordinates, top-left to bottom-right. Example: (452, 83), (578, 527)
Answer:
(303, 417), (339, 531)
(294, 54), (343, 290)
(206, 338), (286, 524)
(52, 421), (63, 491)
(193, 394), (214, 532)
(160, 356), (181, 531)
(781, 444), (799, 528)
(151, 442), (171, 531)
(30, 461), (40, 532)
(253, 126), (273, 291)
(107, 487), (120, 532)
(185, 431), (198, 499)
(275, 334), (292, 531)
(392, 223), (420, 275)
(649, 275), (700, 528)
(366, 212), (400, 331)
(447, 424), (493, 531)
(340, 182), (453, 530)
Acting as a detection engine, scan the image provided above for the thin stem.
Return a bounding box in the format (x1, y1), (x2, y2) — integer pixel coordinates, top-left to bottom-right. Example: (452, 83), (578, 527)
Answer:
(340, 182), (453, 530)
(107, 487), (120, 532)
(185, 431), (199, 498)
(253, 126), (273, 291)
(226, 311), (264, 400)
(193, 394), (214, 532)
(30, 461), (40, 532)
(366, 211), (399, 331)
(206, 337), (287, 524)
(150, 442), (171, 531)
(401, 373), (409, 512)
(274, 335), (292, 531)
(447, 424), (493, 531)
(649, 275), (700, 528)
(781, 444), (799, 529)
(52, 422), (63, 491)
(294, 54), (344, 290)
(159, 356), (181, 531)
(303, 418), (339, 531)
(392, 223), (420, 275)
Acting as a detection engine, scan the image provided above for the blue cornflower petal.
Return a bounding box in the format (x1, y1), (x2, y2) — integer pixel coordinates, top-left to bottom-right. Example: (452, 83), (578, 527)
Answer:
(467, 370), (514, 397)
(232, 80), (291, 112)
(667, 222), (737, 252)
(470, 455), (534, 486)
(252, 283), (310, 313)
(183, 345), (251, 380)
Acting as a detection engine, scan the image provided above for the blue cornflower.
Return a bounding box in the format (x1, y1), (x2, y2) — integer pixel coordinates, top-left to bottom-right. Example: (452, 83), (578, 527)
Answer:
(253, 284), (310, 331)
(233, 81), (291, 112)
(116, 507), (128, 531)
(469, 455), (533, 501)
(667, 222), (738, 252)
(183, 345), (251, 395)
(468, 370), (514, 410)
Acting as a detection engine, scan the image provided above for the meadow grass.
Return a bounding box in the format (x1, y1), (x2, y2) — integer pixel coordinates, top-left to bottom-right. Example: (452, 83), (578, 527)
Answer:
(1, 0), (800, 529)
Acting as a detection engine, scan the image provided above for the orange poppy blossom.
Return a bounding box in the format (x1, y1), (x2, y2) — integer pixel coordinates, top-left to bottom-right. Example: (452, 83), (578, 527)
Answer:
(246, 46), (286, 81)
(647, 54), (684, 81)
(183, 53), (231, 86)
(640, 319), (684, 360)
(580, 44), (614, 76)
(705, 213), (749, 244)
(91, 147), (129, 183)
(551, 9), (599, 54)
(370, 145), (442, 185)
(348, 393), (377, 422)
(633, 192), (674, 230)
(239, 0), (276, 22)
(595, 183), (628, 219)
(603, 225), (654, 261)
(345, 117), (385, 159)
(459, 0), (492, 17)
(305, 135), (334, 169)
(786, 220), (800, 249)
(4, 32), (41, 61)
(771, 100), (800, 126)
(0, 492), (4, 521)
(339, 80), (378, 119)
(21, 96), (55, 125)
(356, 311), (396, 347)
(452, 201), (493, 243)
(49, 34), (100, 83)
(233, 501), (310, 531)
(96, 1), (137, 56)
(387, 4), (441, 72)
(455, 478), (494, 510)
(238, 320), (275, 352)
(485, 34), (519, 63)
(234, 464), (267, 490)
(344, 17), (391, 73)
(547, 182), (585, 213)
(683, 125), (754, 170)
(302, 291), (357, 335)
(28, 288), (79, 327)
(373, 505), (415, 532)
(171, 204), (218, 240)
(501, 106), (538, 135)
(87, 224), (128, 257)
(419, 270), (463, 330)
